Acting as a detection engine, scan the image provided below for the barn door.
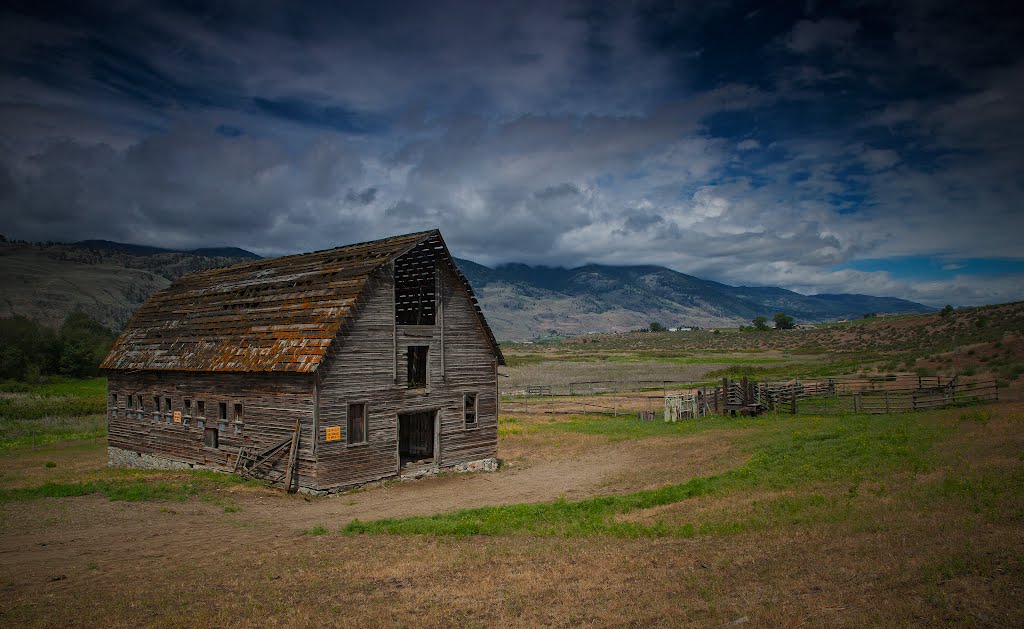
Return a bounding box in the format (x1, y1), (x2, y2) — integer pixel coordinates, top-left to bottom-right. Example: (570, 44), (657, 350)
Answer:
(398, 410), (438, 469)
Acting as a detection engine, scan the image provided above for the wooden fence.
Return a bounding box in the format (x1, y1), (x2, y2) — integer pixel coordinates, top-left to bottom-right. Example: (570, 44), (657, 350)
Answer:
(502, 374), (998, 418)
(754, 375), (998, 415)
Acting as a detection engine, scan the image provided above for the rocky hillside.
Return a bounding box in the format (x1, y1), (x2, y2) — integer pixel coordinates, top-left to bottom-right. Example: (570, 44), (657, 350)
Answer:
(0, 239), (259, 331)
(456, 259), (933, 340)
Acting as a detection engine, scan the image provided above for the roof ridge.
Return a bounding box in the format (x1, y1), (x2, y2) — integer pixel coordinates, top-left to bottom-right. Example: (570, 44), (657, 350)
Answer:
(180, 229), (440, 281)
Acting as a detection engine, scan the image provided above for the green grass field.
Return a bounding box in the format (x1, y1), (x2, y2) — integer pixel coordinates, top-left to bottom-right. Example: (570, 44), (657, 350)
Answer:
(345, 410), (955, 537)
(0, 376), (107, 450)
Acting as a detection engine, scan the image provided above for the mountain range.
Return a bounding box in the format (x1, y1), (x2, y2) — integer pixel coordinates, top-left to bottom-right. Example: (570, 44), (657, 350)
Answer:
(454, 259), (933, 339)
(0, 237), (932, 339)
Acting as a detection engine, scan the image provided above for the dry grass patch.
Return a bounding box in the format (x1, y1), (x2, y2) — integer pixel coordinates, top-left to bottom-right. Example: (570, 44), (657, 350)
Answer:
(0, 440), (107, 489)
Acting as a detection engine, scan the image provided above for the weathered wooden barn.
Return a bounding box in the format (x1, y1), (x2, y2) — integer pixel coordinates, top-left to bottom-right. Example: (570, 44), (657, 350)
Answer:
(100, 230), (504, 493)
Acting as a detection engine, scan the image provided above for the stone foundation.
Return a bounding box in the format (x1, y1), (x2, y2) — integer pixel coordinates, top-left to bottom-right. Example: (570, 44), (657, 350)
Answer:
(107, 446), (204, 471)
(108, 447), (498, 495)
(450, 457), (499, 473)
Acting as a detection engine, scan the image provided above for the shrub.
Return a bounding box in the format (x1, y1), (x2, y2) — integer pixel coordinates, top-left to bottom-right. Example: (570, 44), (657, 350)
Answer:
(773, 312), (795, 330)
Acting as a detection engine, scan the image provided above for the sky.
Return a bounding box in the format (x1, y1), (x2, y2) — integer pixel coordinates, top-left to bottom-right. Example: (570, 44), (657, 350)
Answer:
(1, 1), (1022, 307)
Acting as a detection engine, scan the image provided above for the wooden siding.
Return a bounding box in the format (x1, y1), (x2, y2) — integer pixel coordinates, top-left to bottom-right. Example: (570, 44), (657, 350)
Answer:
(315, 249), (498, 490)
(107, 371), (317, 489)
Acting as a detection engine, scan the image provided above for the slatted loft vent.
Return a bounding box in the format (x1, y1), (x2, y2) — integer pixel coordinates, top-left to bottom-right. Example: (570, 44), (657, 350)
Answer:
(394, 239), (438, 326)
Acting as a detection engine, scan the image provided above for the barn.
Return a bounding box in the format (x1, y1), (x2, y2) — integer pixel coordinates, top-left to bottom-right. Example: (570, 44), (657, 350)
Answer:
(100, 230), (504, 493)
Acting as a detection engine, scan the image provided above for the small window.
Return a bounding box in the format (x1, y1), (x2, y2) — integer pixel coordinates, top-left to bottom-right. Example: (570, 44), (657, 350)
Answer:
(407, 346), (428, 388)
(126, 394), (133, 411)
(347, 403), (367, 445)
(182, 399), (192, 426)
(219, 402), (227, 421)
(233, 403), (244, 434)
(164, 397), (173, 423)
(110, 393), (118, 419)
(153, 396), (160, 421)
(464, 393), (478, 427)
(136, 395), (144, 420)
(197, 400), (205, 418)
(204, 427), (218, 449)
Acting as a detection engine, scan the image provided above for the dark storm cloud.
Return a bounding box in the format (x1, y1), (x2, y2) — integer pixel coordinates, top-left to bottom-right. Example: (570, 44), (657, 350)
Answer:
(346, 187), (378, 206)
(0, 1), (1023, 305)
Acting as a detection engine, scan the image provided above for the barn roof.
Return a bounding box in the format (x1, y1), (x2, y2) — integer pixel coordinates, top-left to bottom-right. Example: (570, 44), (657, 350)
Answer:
(101, 230), (504, 373)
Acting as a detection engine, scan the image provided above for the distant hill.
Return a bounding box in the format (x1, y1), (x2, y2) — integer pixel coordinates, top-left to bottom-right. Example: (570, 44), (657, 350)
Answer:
(0, 240), (260, 330)
(454, 259), (933, 340)
(0, 237), (933, 338)
(76, 240), (261, 260)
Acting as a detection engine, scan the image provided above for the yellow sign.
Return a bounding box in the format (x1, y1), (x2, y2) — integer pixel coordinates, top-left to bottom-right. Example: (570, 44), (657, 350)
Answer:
(325, 425), (341, 442)
(173, 411), (182, 423)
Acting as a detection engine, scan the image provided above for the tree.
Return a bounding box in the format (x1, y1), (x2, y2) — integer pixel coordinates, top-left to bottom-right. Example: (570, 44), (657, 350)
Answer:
(940, 304), (954, 317)
(752, 316), (769, 331)
(773, 312), (795, 330)
(649, 322), (667, 332)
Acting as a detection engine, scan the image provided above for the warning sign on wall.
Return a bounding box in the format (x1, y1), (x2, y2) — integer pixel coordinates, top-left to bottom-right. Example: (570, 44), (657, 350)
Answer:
(173, 411), (182, 423)
(325, 425), (341, 442)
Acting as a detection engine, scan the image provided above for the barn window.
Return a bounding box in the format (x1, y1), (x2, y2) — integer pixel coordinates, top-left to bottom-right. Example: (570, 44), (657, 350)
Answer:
(110, 393), (118, 419)
(464, 393), (478, 427)
(394, 251), (436, 325)
(136, 395), (143, 420)
(204, 427), (218, 449)
(197, 400), (205, 417)
(233, 403), (243, 434)
(126, 394), (133, 418)
(183, 399), (191, 426)
(219, 402), (227, 421)
(407, 346), (428, 388)
(153, 396), (160, 421)
(347, 403), (367, 445)
(164, 397), (173, 423)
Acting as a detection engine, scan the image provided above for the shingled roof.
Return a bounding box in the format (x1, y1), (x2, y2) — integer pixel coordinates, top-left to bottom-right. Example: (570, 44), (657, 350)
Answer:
(101, 230), (503, 373)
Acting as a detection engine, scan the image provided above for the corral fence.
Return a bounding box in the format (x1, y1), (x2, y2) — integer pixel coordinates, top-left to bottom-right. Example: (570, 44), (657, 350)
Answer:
(500, 380), (691, 417)
(752, 374), (998, 415)
(501, 374), (998, 419)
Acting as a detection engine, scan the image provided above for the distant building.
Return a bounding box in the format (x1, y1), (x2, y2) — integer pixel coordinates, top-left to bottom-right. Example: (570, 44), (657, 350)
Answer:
(101, 230), (504, 493)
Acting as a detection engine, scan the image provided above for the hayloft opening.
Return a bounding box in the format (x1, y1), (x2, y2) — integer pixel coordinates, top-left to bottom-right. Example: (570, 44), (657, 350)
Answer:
(394, 251), (436, 325)
(398, 410), (435, 468)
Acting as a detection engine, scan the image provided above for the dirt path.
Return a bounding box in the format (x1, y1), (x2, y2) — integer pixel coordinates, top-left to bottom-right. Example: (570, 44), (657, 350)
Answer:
(0, 432), (740, 592)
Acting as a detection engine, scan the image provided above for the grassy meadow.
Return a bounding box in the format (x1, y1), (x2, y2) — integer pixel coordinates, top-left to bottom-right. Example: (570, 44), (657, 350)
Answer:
(0, 303), (1022, 626)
